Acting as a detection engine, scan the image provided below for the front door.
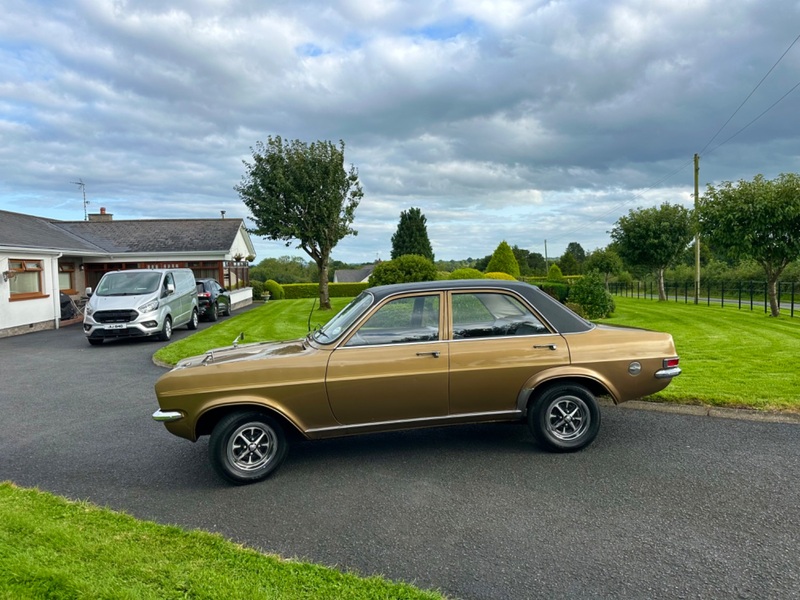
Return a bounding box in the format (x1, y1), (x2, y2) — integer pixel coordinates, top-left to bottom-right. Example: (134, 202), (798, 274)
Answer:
(326, 293), (448, 425)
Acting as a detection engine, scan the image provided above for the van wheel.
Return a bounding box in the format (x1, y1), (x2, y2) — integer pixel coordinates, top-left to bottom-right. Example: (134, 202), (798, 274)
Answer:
(188, 309), (199, 329)
(158, 317), (173, 341)
(209, 303), (219, 321)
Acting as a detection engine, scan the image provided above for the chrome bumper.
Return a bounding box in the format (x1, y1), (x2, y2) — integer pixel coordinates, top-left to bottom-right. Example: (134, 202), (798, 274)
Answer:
(655, 367), (682, 379)
(152, 409), (184, 422)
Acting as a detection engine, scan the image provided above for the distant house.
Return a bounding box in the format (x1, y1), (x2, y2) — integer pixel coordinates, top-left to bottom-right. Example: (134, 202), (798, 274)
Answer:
(333, 264), (376, 283)
(0, 208), (255, 338)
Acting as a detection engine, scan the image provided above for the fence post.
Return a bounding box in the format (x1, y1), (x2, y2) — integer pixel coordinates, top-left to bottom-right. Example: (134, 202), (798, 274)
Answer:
(764, 282), (768, 314)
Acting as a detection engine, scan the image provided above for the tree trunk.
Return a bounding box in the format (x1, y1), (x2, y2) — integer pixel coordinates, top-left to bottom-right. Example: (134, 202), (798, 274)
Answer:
(317, 255), (331, 310)
(767, 276), (781, 317)
(657, 268), (667, 301)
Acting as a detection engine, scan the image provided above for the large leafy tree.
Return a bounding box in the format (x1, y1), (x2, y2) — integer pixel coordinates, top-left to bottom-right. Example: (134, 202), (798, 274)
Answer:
(390, 207), (434, 261)
(236, 136), (363, 309)
(610, 203), (692, 301)
(584, 248), (623, 289)
(564, 242), (587, 270)
(697, 173), (800, 317)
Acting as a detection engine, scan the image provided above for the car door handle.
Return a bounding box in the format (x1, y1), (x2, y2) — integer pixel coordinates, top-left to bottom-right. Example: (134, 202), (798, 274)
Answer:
(416, 351), (441, 358)
(534, 344), (557, 351)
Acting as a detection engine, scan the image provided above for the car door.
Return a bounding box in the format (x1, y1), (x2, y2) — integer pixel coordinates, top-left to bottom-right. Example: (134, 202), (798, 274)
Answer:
(447, 290), (570, 415)
(325, 293), (448, 425)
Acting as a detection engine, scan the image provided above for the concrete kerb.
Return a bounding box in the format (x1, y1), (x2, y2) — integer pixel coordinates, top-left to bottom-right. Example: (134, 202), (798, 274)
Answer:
(600, 397), (800, 425)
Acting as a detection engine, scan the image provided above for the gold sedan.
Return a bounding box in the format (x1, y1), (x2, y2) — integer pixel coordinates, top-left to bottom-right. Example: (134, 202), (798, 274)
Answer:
(153, 280), (681, 484)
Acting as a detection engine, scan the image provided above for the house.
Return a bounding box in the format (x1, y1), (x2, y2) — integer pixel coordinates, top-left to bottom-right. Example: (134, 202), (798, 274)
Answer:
(333, 264), (376, 283)
(0, 208), (255, 338)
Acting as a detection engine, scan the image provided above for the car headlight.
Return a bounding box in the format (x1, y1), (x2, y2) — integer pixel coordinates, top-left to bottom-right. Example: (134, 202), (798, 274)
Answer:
(84, 304), (95, 317)
(139, 299), (160, 314)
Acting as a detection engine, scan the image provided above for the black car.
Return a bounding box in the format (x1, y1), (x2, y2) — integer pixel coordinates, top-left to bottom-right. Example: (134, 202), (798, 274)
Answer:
(195, 279), (231, 321)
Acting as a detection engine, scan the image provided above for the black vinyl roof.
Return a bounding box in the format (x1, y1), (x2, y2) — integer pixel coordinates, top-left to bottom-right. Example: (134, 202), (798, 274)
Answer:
(367, 279), (593, 334)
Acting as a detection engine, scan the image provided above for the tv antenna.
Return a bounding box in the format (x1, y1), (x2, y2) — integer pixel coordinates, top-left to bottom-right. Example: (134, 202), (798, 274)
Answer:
(71, 178), (89, 220)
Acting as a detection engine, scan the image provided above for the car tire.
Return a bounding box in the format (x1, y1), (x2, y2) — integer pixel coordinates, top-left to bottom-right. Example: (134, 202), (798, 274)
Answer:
(222, 301), (231, 316)
(158, 316), (173, 341)
(209, 412), (288, 485)
(188, 308), (199, 330)
(528, 383), (600, 452)
(88, 338), (103, 346)
(209, 302), (218, 321)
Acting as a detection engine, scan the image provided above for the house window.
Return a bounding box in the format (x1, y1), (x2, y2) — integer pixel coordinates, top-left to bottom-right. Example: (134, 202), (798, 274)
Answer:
(59, 262), (76, 293)
(9, 259), (46, 300)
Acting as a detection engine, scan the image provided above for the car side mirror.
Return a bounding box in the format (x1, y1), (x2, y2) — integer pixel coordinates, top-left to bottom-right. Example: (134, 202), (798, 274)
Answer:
(85, 286), (93, 297)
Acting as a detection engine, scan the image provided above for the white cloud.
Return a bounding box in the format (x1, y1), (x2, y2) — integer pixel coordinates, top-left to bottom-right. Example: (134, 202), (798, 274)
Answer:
(1, 0), (799, 262)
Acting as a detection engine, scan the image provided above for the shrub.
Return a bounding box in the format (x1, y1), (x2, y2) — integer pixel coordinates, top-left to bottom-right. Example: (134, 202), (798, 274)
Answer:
(484, 271), (517, 281)
(282, 283), (369, 299)
(369, 255), (437, 286)
(547, 264), (565, 282)
(251, 280), (265, 300)
(486, 241), (521, 278)
(264, 279), (285, 300)
(449, 268), (485, 280)
(539, 282), (570, 302)
(568, 271), (615, 319)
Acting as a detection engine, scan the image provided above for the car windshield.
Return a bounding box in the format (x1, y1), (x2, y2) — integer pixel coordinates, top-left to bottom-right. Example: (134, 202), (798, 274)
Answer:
(96, 272), (162, 296)
(311, 292), (374, 344)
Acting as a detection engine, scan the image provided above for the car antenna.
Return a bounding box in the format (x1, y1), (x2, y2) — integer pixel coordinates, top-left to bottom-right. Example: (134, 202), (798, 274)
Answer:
(307, 298), (317, 332)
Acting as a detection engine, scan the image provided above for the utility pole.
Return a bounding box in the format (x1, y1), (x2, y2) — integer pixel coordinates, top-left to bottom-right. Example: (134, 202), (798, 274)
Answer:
(694, 154), (700, 304)
(71, 179), (88, 221)
(544, 239), (549, 271)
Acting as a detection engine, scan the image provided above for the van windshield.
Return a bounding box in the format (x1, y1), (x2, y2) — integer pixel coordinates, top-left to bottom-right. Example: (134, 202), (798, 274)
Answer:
(96, 272), (162, 296)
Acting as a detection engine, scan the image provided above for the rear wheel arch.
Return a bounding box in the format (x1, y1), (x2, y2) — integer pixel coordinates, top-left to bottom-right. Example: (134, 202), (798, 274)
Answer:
(526, 376), (611, 412)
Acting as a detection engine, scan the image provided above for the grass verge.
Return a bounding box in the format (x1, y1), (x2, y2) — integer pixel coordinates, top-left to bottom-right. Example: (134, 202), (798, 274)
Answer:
(0, 482), (444, 600)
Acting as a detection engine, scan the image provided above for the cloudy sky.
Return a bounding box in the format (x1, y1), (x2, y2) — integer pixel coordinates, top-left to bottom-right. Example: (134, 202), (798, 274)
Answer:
(1, 0), (799, 264)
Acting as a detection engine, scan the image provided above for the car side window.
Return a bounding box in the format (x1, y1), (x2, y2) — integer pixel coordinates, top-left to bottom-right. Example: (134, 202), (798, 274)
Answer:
(452, 292), (548, 339)
(345, 295), (440, 346)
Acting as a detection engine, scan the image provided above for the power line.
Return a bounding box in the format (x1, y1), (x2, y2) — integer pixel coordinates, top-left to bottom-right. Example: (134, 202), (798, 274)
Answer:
(544, 33), (800, 251)
(698, 32), (800, 156)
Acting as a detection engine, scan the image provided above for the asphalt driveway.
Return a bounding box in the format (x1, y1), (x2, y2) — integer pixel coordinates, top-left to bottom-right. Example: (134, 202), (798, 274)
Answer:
(1, 322), (798, 599)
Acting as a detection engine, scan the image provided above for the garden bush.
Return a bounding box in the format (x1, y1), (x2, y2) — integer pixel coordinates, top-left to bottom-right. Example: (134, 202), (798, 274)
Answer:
(251, 280), (265, 301)
(568, 271), (615, 319)
(264, 279), (285, 300)
(449, 268), (485, 280)
(484, 271), (517, 281)
(369, 255), (437, 286)
(282, 282), (369, 299)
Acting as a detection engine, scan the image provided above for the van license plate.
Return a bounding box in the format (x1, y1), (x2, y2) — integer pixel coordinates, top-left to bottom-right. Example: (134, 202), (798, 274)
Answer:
(105, 324), (126, 330)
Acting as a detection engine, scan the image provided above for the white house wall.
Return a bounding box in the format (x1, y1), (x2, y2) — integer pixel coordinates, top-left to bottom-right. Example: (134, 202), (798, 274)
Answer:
(0, 252), (61, 337)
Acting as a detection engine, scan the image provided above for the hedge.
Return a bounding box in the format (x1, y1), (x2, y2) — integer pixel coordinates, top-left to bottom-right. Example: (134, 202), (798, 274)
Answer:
(282, 282), (370, 299)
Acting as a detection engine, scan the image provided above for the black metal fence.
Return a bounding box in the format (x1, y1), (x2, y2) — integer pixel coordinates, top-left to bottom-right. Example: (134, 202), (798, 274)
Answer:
(608, 281), (797, 317)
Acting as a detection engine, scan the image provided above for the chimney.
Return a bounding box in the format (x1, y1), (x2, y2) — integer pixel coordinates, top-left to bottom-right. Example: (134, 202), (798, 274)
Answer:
(88, 207), (113, 222)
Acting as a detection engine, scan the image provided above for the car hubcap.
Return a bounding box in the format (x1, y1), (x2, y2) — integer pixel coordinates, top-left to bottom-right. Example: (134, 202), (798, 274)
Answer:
(545, 395), (590, 441)
(228, 423), (277, 471)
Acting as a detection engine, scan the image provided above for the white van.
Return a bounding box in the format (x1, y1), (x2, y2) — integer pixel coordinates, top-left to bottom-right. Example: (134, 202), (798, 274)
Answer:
(83, 268), (199, 345)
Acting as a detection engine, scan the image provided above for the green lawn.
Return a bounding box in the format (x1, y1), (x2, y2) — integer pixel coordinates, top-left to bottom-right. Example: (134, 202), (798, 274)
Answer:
(601, 295), (799, 412)
(0, 482), (445, 600)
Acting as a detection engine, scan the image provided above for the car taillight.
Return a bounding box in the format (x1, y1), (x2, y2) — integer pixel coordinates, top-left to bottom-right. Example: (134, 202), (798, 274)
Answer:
(663, 357), (680, 368)
(198, 292), (211, 298)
